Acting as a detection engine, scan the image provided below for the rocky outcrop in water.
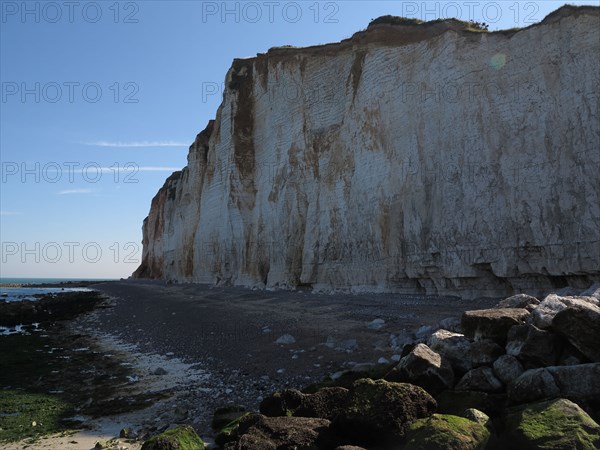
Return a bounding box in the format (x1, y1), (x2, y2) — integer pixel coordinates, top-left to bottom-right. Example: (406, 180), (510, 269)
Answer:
(134, 6), (600, 298)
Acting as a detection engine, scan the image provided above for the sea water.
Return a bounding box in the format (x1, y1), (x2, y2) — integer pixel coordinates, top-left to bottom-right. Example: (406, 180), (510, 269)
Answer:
(0, 278), (114, 302)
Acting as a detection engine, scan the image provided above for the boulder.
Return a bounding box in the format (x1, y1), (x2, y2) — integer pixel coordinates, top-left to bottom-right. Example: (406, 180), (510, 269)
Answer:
(437, 317), (461, 333)
(462, 408), (491, 427)
(153, 367), (168, 376)
(548, 363), (600, 402)
(259, 387), (349, 421)
(470, 339), (504, 367)
(119, 428), (138, 439)
(232, 415), (337, 450)
(397, 343), (455, 395)
(493, 355), (524, 385)
(504, 398), (600, 449)
(437, 317), (462, 333)
(461, 309), (530, 345)
(557, 341), (588, 366)
(141, 425), (205, 450)
(333, 378), (436, 444)
(506, 324), (560, 368)
(531, 295), (568, 329)
(532, 295), (598, 329)
(552, 301), (600, 362)
(508, 364), (600, 405)
(389, 330), (415, 353)
(259, 389), (303, 417)
(494, 294), (540, 311)
(508, 368), (560, 404)
(428, 330), (473, 373)
(415, 325), (436, 342)
(274, 334), (296, 345)
(367, 318), (385, 330)
(455, 367), (503, 393)
(403, 414), (490, 450)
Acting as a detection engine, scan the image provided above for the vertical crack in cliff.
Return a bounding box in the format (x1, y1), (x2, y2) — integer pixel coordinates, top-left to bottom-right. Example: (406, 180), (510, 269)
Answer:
(348, 50), (367, 103)
(230, 59), (257, 190)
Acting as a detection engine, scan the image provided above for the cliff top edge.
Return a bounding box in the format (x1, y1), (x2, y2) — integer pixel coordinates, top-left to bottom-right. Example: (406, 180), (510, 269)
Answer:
(230, 5), (599, 62)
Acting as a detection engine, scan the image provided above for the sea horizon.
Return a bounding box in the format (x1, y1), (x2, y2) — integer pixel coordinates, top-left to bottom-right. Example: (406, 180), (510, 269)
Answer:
(0, 277), (119, 285)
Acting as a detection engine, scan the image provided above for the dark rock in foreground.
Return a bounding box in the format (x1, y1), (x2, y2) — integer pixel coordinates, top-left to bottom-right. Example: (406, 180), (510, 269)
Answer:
(260, 387), (349, 421)
(232, 415), (336, 450)
(332, 378), (436, 444)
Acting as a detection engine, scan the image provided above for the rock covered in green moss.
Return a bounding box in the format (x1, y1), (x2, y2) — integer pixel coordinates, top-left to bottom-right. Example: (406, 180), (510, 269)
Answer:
(214, 412), (251, 447)
(504, 398), (600, 449)
(333, 378), (436, 444)
(211, 405), (247, 431)
(140, 425), (205, 450)
(403, 414), (490, 450)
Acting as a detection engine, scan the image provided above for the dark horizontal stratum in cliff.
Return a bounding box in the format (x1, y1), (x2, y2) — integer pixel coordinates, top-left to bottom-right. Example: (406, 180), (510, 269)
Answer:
(134, 5), (600, 299)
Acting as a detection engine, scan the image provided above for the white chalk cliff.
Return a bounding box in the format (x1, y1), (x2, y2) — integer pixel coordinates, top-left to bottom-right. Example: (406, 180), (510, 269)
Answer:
(134, 6), (600, 298)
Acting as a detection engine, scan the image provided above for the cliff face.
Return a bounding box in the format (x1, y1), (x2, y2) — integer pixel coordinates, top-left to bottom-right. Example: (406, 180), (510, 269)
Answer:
(134, 6), (600, 298)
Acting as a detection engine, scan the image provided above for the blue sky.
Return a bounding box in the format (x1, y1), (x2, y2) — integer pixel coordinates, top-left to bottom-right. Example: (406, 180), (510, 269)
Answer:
(1, 0), (597, 278)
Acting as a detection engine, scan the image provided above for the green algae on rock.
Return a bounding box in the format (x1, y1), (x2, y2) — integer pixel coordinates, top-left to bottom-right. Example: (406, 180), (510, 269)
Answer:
(403, 414), (490, 450)
(211, 405), (247, 431)
(504, 398), (600, 450)
(214, 412), (251, 447)
(140, 425), (205, 450)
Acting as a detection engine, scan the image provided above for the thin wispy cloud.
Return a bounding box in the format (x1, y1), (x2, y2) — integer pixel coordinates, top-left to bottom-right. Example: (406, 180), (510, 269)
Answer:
(135, 166), (182, 172)
(58, 188), (94, 195)
(40, 166), (181, 173)
(83, 140), (189, 148)
(0, 211), (22, 216)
